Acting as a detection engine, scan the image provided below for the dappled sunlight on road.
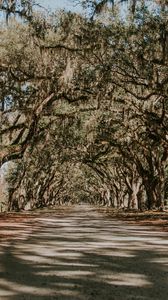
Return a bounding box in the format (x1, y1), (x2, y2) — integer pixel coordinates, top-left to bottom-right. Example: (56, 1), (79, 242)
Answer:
(0, 205), (168, 299)
(100, 273), (152, 287)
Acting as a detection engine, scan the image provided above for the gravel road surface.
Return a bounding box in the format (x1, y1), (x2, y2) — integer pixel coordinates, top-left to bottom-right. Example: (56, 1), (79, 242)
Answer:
(0, 205), (168, 300)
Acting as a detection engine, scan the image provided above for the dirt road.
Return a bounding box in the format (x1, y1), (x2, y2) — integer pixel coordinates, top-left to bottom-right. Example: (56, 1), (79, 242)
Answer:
(0, 205), (168, 300)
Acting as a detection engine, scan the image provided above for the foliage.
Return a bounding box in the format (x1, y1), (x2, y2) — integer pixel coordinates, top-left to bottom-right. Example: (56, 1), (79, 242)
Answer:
(0, 0), (168, 211)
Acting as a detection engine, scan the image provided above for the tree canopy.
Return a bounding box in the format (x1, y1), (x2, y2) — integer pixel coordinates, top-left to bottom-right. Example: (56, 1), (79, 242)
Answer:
(0, 0), (168, 211)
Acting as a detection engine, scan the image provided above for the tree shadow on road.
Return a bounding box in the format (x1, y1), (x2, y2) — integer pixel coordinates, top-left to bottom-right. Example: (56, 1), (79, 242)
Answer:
(0, 212), (167, 300)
